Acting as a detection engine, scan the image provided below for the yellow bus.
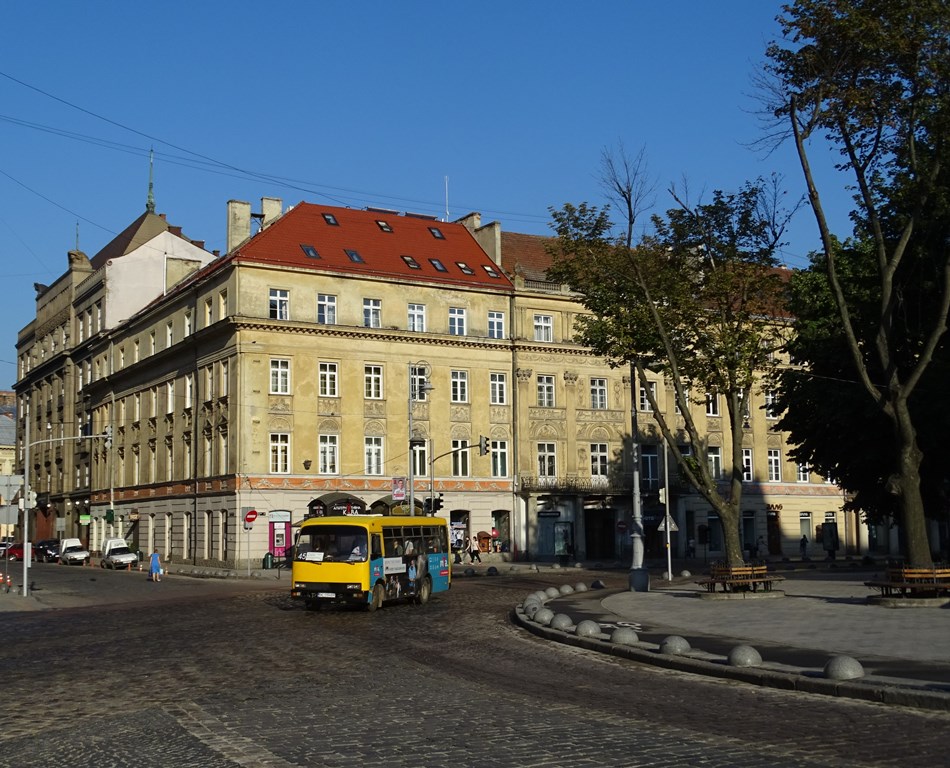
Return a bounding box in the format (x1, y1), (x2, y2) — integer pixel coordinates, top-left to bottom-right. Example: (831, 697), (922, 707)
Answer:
(290, 515), (451, 611)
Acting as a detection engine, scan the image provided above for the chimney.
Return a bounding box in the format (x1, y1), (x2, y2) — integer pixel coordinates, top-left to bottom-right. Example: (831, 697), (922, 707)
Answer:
(261, 197), (282, 228)
(227, 200), (252, 252)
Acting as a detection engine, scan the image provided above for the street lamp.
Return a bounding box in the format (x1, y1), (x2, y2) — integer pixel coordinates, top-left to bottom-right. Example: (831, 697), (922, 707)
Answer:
(407, 361), (432, 516)
(629, 362), (649, 592)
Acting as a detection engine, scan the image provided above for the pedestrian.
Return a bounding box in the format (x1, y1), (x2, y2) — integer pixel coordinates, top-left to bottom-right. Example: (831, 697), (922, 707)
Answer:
(148, 550), (162, 582)
(469, 536), (481, 564)
(756, 535), (766, 559)
(687, 538), (696, 558)
(799, 535), (808, 560)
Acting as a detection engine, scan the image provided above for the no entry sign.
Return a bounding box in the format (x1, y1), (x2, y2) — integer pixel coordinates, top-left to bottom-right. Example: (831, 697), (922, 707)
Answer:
(244, 509), (258, 524)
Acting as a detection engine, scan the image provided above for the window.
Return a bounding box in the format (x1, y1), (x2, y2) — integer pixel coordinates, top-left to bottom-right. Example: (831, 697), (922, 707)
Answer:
(768, 449), (782, 482)
(456, 261), (475, 275)
(270, 359), (290, 395)
(408, 303), (426, 332)
(184, 374), (194, 409)
(269, 289), (289, 320)
(364, 365), (383, 399)
(375, 220), (393, 233)
(491, 440), (509, 477)
(165, 321), (174, 347)
(364, 437), (383, 475)
(590, 378), (607, 410)
(317, 294), (337, 325)
(448, 307), (466, 336)
(204, 365), (214, 401)
(410, 440), (428, 478)
(591, 443), (609, 478)
(401, 255), (421, 269)
(319, 362), (338, 397)
(451, 439), (470, 477)
(487, 311), (505, 339)
(149, 331), (156, 355)
(218, 289), (228, 319)
(705, 391), (720, 417)
(428, 226), (445, 239)
(319, 435), (338, 474)
(204, 298), (213, 326)
(410, 366), (430, 401)
(133, 393), (141, 422)
(363, 298), (381, 328)
(451, 370), (468, 403)
(270, 433), (290, 474)
(301, 244), (320, 259)
(743, 448), (754, 482)
(165, 381), (175, 414)
(538, 443), (556, 478)
(641, 445), (659, 486)
(640, 381), (657, 412)
(429, 258), (447, 272)
(764, 389), (778, 420)
(534, 314), (553, 342)
(220, 360), (229, 397)
(133, 339), (140, 363)
(322, 212), (339, 225)
(184, 311), (193, 337)
(707, 447), (722, 479)
(537, 375), (555, 408)
(345, 249), (364, 263)
(490, 372), (507, 405)
(483, 264), (501, 278)
(797, 463), (810, 483)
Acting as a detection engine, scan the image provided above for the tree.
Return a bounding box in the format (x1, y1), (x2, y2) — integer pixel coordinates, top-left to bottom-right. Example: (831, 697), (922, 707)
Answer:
(547, 177), (796, 567)
(765, 0), (950, 565)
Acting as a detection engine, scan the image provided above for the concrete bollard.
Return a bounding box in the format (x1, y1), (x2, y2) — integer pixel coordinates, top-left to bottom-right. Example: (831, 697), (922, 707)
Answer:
(728, 645), (763, 667)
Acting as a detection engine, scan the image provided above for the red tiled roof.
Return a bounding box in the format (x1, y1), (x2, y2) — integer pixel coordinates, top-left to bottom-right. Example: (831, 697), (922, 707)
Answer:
(235, 203), (513, 291)
(500, 231), (554, 282)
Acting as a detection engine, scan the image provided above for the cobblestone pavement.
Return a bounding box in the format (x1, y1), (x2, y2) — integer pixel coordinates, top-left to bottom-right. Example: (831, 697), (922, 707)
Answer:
(0, 570), (946, 768)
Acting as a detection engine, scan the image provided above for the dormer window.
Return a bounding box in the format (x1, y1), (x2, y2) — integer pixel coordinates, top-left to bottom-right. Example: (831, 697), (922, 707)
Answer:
(428, 227), (445, 239)
(345, 249), (365, 263)
(456, 262), (475, 275)
(429, 258), (447, 272)
(401, 255), (421, 269)
(376, 220), (393, 233)
(300, 245), (320, 259)
(322, 213), (339, 226)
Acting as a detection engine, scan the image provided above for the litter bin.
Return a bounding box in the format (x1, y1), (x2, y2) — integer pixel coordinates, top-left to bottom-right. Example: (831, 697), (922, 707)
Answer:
(262, 552), (274, 570)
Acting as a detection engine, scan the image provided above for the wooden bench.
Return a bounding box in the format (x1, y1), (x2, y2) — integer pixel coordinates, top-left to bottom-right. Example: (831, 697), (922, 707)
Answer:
(865, 565), (950, 598)
(696, 563), (785, 594)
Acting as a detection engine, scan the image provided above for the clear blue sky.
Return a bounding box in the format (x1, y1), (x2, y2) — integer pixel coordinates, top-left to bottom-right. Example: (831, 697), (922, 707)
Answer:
(0, 1), (853, 388)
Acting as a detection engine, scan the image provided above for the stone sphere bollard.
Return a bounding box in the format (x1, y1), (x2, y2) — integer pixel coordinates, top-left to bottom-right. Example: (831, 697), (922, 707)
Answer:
(558, 584), (575, 595)
(574, 582), (589, 592)
(533, 607), (555, 626)
(611, 627), (639, 646)
(680, 569), (692, 578)
(532, 590), (549, 603)
(660, 635), (691, 655)
(590, 579), (607, 590)
(824, 655), (865, 680)
(575, 620), (601, 638)
(728, 645), (763, 667)
(550, 613), (574, 631)
(544, 586), (561, 599)
(464, 567), (476, 577)
(523, 602), (542, 620)
(486, 566), (499, 576)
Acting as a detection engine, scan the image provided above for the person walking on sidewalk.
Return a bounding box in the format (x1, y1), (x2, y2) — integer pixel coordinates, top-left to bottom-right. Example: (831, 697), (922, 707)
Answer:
(469, 536), (482, 564)
(148, 550), (163, 582)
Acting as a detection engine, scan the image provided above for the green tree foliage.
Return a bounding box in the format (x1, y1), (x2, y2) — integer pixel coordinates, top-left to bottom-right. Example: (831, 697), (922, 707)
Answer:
(765, 0), (950, 565)
(547, 180), (794, 566)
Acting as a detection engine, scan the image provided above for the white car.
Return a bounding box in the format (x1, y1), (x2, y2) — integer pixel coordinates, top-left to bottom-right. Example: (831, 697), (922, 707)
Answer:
(100, 545), (138, 570)
(60, 541), (91, 566)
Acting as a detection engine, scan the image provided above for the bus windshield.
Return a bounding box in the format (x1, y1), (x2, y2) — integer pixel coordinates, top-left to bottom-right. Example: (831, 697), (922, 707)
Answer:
(295, 525), (368, 563)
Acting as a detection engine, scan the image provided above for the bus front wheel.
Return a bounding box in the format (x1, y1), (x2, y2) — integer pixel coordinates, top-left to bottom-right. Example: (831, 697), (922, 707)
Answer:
(415, 576), (432, 605)
(368, 582), (385, 612)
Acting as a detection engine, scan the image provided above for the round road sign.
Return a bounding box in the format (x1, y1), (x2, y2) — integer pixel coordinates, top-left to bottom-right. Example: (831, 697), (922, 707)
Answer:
(244, 509), (258, 524)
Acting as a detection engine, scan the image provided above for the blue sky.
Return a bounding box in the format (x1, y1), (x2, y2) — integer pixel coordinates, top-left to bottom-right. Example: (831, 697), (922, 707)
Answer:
(0, 2), (854, 388)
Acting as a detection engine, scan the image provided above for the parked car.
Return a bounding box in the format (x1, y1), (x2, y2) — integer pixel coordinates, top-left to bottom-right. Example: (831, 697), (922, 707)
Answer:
(0, 540), (12, 556)
(100, 541), (138, 570)
(35, 539), (61, 563)
(5, 542), (36, 561)
(59, 538), (90, 566)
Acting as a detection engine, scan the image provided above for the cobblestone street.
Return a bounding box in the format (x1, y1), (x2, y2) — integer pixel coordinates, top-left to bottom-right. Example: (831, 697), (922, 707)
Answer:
(1, 571), (946, 767)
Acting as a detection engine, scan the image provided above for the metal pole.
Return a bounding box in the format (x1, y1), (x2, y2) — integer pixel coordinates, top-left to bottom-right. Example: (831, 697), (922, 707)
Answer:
(408, 363), (415, 517)
(664, 436), (672, 583)
(22, 417), (30, 597)
(629, 362), (649, 591)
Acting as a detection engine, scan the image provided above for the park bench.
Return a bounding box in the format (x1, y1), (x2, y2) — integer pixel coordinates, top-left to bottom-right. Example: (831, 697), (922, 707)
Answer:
(695, 562), (785, 594)
(864, 564), (950, 598)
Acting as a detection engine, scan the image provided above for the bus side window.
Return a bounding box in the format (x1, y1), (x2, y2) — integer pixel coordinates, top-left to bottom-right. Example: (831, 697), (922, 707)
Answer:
(371, 534), (382, 559)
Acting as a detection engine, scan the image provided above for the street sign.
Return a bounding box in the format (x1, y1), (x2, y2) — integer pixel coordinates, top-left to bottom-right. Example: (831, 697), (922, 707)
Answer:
(244, 509), (258, 524)
(657, 516), (679, 532)
(616, 520), (628, 533)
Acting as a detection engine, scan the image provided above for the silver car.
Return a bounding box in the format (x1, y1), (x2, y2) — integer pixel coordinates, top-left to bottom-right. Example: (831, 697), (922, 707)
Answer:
(100, 546), (138, 570)
(60, 543), (91, 566)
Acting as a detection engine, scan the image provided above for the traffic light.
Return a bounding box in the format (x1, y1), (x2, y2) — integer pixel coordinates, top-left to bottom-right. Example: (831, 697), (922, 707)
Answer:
(28, 491), (37, 508)
(431, 493), (444, 513)
(422, 498), (432, 514)
(103, 425), (113, 448)
(478, 435), (489, 455)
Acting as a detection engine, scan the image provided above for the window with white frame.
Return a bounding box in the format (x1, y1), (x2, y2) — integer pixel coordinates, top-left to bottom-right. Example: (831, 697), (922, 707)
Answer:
(537, 375), (555, 407)
(591, 443), (609, 477)
(270, 433), (290, 474)
(534, 314), (553, 342)
(537, 443), (556, 478)
(768, 449), (782, 482)
(705, 391), (720, 417)
(797, 463), (810, 483)
(270, 359), (290, 394)
(590, 378), (607, 409)
(411, 441), (428, 478)
(364, 365), (383, 399)
(450, 370), (468, 403)
(641, 445), (659, 486)
(490, 372), (507, 405)
(451, 439), (470, 476)
(364, 437), (383, 475)
(269, 289), (289, 320)
(448, 307), (466, 336)
(639, 381), (657, 412)
(764, 389), (778, 419)
(707, 446), (722, 479)
(363, 298), (381, 328)
(408, 303), (426, 332)
(743, 448), (754, 482)
(488, 310), (505, 339)
(410, 366), (430, 401)
(317, 294), (337, 324)
(491, 440), (508, 477)
(319, 362), (338, 397)
(319, 435), (338, 474)
(674, 385), (690, 414)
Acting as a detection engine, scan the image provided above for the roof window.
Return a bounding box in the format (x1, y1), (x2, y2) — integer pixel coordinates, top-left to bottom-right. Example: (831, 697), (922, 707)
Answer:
(428, 227), (445, 240)
(376, 220), (393, 233)
(483, 264), (501, 278)
(322, 213), (339, 226)
(456, 262), (475, 275)
(300, 245), (320, 259)
(429, 258), (447, 272)
(401, 255), (421, 269)
(345, 249), (365, 263)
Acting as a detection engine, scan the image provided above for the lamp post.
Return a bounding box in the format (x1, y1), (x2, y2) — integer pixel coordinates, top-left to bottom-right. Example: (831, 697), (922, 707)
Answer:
(407, 361), (432, 516)
(629, 362), (650, 592)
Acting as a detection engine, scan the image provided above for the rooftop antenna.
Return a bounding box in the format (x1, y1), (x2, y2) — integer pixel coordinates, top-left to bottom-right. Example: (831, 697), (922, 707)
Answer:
(444, 175), (449, 221)
(146, 147), (155, 214)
